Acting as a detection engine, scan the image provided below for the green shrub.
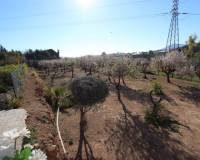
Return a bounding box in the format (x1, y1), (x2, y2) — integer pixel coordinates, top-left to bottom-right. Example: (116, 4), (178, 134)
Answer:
(54, 87), (65, 97)
(152, 82), (163, 96)
(43, 86), (54, 105)
(145, 109), (159, 126)
(0, 71), (12, 86)
(23, 64), (28, 74)
(43, 86), (73, 111)
(8, 97), (21, 109)
(57, 89), (74, 110)
(145, 108), (180, 132)
(0, 85), (7, 93)
(3, 147), (32, 160)
(0, 65), (18, 86)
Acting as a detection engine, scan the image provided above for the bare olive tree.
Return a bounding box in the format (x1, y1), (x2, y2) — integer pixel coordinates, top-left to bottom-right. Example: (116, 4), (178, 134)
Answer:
(176, 62), (195, 80)
(160, 51), (186, 83)
(111, 59), (129, 100)
(151, 57), (163, 75)
(65, 60), (75, 79)
(137, 58), (150, 79)
(103, 58), (114, 83)
(80, 57), (97, 75)
(80, 57), (88, 73)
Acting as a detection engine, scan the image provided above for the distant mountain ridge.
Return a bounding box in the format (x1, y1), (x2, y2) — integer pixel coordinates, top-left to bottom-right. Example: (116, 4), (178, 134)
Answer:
(156, 44), (187, 52)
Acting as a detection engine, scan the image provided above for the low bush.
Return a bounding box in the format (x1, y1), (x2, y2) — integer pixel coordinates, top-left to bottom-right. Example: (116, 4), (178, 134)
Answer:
(3, 147), (32, 160)
(56, 88), (74, 110)
(43, 87), (54, 105)
(43, 87), (73, 111)
(8, 97), (21, 109)
(0, 65), (18, 86)
(23, 64), (28, 74)
(145, 107), (180, 132)
(3, 147), (47, 160)
(145, 90), (180, 132)
(152, 82), (163, 96)
(0, 85), (7, 93)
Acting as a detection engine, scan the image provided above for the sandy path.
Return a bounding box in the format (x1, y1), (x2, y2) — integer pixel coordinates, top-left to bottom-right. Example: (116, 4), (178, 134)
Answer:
(21, 70), (62, 160)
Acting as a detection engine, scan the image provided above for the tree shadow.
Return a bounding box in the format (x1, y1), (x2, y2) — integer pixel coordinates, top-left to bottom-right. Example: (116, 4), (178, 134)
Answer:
(120, 85), (177, 106)
(176, 85), (200, 105)
(161, 93), (178, 105)
(120, 85), (150, 105)
(104, 99), (198, 160)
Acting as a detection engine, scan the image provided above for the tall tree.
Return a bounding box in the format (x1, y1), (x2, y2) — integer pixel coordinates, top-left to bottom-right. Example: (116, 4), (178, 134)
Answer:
(187, 34), (198, 58)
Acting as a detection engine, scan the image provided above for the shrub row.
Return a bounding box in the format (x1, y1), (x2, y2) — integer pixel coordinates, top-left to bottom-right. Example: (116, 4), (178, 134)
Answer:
(0, 65), (18, 87)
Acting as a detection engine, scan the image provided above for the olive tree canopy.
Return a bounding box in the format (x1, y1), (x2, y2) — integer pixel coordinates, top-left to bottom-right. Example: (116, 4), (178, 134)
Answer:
(70, 76), (108, 106)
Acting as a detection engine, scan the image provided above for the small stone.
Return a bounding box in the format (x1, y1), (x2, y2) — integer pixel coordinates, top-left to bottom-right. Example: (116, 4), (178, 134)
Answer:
(68, 140), (73, 146)
(47, 133), (53, 139)
(33, 143), (40, 149)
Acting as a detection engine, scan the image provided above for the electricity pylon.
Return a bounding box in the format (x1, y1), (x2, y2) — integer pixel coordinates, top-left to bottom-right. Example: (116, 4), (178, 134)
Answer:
(166, 0), (180, 52)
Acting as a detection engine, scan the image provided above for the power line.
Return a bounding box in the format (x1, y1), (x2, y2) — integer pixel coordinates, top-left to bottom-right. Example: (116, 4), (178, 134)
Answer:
(162, 12), (200, 16)
(0, 14), (166, 32)
(165, 0), (200, 52)
(0, 0), (198, 32)
(185, 13), (200, 15)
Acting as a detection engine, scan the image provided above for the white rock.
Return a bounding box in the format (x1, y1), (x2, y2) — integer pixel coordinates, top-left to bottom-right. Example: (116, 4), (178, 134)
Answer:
(0, 109), (27, 159)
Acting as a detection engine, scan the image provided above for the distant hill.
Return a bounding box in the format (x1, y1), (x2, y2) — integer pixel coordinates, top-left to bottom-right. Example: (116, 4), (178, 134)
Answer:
(156, 44), (187, 52)
(106, 44), (188, 60)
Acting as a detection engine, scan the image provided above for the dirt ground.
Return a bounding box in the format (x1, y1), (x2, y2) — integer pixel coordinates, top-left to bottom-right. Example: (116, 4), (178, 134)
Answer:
(20, 70), (63, 160)
(22, 69), (200, 160)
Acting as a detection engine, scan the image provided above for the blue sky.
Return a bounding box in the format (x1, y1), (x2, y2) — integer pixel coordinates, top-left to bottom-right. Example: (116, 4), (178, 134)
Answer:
(0, 0), (199, 57)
